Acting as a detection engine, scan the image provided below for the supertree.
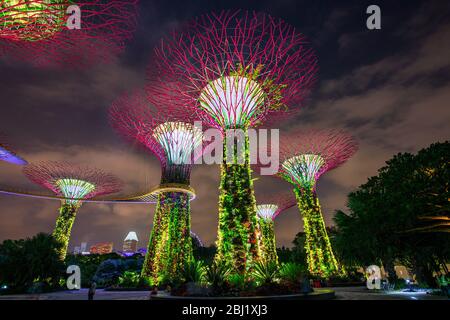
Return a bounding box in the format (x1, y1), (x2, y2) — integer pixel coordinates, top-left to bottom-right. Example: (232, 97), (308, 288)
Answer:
(147, 10), (318, 274)
(256, 192), (296, 265)
(0, 134), (27, 165)
(23, 161), (122, 259)
(0, 0), (138, 67)
(275, 129), (358, 278)
(109, 90), (203, 284)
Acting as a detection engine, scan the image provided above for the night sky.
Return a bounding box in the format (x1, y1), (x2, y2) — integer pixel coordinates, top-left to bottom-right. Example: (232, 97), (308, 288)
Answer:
(0, 0), (449, 250)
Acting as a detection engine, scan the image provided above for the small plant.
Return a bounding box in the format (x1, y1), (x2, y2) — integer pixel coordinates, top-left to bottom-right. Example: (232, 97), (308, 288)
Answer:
(118, 271), (140, 288)
(279, 263), (306, 284)
(182, 260), (205, 283)
(227, 273), (248, 291)
(252, 261), (279, 286)
(204, 262), (231, 288)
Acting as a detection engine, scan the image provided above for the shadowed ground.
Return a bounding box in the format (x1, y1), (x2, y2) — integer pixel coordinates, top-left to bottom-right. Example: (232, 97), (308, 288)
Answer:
(0, 287), (447, 300)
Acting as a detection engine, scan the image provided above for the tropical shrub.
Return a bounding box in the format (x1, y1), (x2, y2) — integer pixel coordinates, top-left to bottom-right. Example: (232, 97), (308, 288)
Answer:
(118, 271), (140, 288)
(227, 273), (248, 291)
(0, 233), (64, 293)
(204, 262), (231, 288)
(252, 261), (279, 286)
(182, 260), (205, 283)
(279, 263), (306, 284)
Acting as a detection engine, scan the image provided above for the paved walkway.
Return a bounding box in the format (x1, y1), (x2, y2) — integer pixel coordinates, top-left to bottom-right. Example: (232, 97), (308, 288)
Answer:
(330, 286), (448, 300)
(0, 287), (447, 300)
(0, 289), (151, 300)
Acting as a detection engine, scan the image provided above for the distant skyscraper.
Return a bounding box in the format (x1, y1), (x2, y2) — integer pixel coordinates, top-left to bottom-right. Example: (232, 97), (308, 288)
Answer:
(73, 246), (81, 254)
(80, 242), (87, 253)
(90, 242), (114, 255)
(123, 232), (138, 253)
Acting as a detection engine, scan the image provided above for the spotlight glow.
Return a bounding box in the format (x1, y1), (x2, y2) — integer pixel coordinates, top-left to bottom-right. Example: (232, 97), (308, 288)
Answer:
(281, 154), (325, 189)
(199, 76), (265, 129)
(153, 122), (202, 165)
(56, 178), (95, 203)
(257, 204), (278, 221)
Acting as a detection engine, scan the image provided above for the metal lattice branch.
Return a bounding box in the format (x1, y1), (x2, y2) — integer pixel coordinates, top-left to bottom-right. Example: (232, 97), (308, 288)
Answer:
(109, 90), (203, 165)
(147, 10), (318, 130)
(23, 161), (122, 200)
(0, 0), (139, 67)
(278, 129), (358, 189)
(257, 192), (296, 220)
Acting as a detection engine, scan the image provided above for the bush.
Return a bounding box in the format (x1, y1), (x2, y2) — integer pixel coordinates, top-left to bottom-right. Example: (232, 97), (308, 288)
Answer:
(0, 233), (65, 293)
(227, 273), (248, 291)
(118, 271), (140, 288)
(182, 260), (205, 283)
(204, 262), (231, 288)
(279, 263), (306, 284)
(252, 261), (279, 286)
(91, 256), (144, 288)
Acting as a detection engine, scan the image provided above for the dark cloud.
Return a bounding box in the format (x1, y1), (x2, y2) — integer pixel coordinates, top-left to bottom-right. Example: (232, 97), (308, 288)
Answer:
(1, 0), (449, 249)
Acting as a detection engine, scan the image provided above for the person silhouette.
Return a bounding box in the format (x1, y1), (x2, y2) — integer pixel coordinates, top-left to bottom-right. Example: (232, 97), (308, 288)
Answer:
(88, 281), (97, 300)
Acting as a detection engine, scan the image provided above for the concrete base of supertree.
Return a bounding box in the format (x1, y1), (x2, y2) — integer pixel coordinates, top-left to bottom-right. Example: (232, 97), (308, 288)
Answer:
(214, 134), (261, 274)
(52, 202), (78, 260)
(294, 187), (344, 278)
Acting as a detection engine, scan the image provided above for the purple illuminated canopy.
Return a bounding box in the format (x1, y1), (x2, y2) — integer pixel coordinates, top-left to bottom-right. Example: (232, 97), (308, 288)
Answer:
(0, 144), (27, 165)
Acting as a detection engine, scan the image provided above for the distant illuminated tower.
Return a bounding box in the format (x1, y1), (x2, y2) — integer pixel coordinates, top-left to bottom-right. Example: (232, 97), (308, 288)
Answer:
(276, 129), (358, 277)
(123, 231), (139, 253)
(110, 90), (202, 283)
(149, 10), (318, 274)
(23, 161), (122, 259)
(0, 134), (27, 165)
(256, 193), (296, 265)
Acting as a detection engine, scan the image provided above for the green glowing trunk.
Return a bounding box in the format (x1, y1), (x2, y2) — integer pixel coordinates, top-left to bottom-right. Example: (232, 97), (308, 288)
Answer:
(141, 193), (170, 284)
(215, 130), (260, 274)
(294, 187), (342, 278)
(52, 202), (78, 260)
(164, 192), (193, 281)
(141, 192), (193, 284)
(259, 219), (279, 266)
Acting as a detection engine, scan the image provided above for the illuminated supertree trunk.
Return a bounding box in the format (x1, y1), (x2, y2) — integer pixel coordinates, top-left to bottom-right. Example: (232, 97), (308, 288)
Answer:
(165, 191), (192, 277)
(148, 11), (318, 274)
(256, 194), (296, 265)
(23, 161), (122, 260)
(53, 203), (78, 259)
(265, 129), (358, 278)
(258, 218), (278, 265)
(293, 187), (341, 277)
(215, 132), (259, 272)
(110, 91), (200, 284)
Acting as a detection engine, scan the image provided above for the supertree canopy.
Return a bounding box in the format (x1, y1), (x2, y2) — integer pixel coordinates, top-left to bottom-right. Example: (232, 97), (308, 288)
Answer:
(109, 90), (202, 284)
(256, 193), (296, 265)
(0, 134), (27, 165)
(148, 10), (318, 274)
(0, 0), (138, 67)
(277, 129), (358, 278)
(23, 161), (122, 259)
(0, 0), (68, 42)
